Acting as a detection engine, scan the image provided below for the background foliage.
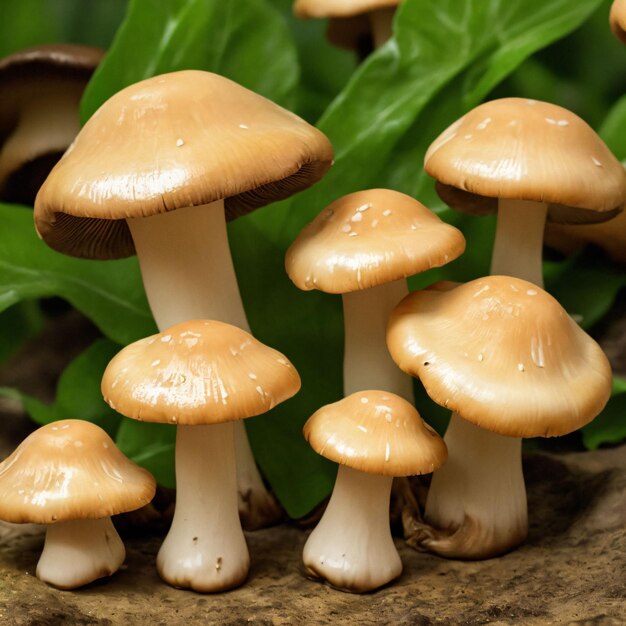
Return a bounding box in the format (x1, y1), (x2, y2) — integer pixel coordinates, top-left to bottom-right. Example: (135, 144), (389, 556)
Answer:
(0, 0), (624, 517)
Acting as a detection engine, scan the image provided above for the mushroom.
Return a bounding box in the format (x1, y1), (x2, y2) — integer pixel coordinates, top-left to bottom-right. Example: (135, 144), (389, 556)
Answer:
(0, 419), (156, 589)
(286, 188), (465, 399)
(293, 0), (402, 55)
(387, 276), (612, 558)
(34, 69), (333, 529)
(424, 97), (626, 287)
(0, 44), (103, 204)
(101, 319), (301, 592)
(610, 0), (626, 44)
(302, 390), (447, 592)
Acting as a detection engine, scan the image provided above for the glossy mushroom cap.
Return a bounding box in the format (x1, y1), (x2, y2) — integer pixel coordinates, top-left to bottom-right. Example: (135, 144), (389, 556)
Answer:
(102, 319), (301, 425)
(425, 98), (626, 224)
(34, 70), (334, 259)
(304, 390), (447, 476)
(285, 189), (465, 293)
(0, 44), (103, 204)
(610, 0), (626, 44)
(0, 419), (156, 524)
(387, 276), (612, 438)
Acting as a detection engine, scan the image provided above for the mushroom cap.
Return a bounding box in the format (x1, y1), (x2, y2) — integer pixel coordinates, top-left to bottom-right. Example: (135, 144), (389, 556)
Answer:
(285, 189), (465, 293)
(0, 419), (156, 524)
(304, 390), (447, 476)
(387, 276), (612, 438)
(0, 43), (103, 82)
(424, 98), (626, 224)
(610, 0), (626, 44)
(294, 0), (400, 18)
(102, 320), (301, 425)
(34, 70), (334, 259)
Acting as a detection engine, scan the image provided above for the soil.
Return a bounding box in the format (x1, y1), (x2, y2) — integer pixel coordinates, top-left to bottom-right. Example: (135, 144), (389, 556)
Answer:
(0, 445), (624, 626)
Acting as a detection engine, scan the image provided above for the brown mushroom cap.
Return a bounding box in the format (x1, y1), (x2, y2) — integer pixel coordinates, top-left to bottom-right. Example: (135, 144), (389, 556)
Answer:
(424, 98), (626, 224)
(610, 0), (626, 44)
(102, 320), (301, 426)
(304, 390), (447, 476)
(285, 189), (465, 293)
(294, 0), (400, 18)
(34, 70), (334, 259)
(387, 276), (612, 438)
(0, 419), (156, 524)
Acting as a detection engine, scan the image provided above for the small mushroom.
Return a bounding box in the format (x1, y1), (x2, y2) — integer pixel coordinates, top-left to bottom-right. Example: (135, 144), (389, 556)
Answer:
(302, 390), (446, 592)
(294, 0), (402, 54)
(425, 97), (626, 287)
(0, 419), (156, 589)
(102, 319), (301, 592)
(0, 44), (102, 204)
(387, 276), (612, 558)
(286, 188), (465, 398)
(34, 70), (333, 530)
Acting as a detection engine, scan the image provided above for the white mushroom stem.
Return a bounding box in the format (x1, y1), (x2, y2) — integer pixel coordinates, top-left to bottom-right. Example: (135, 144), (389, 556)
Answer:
(36, 517), (125, 589)
(303, 465), (401, 592)
(369, 7), (395, 49)
(342, 279), (413, 400)
(490, 198), (548, 288)
(157, 423), (249, 592)
(0, 80), (84, 187)
(420, 414), (527, 559)
(127, 202), (280, 529)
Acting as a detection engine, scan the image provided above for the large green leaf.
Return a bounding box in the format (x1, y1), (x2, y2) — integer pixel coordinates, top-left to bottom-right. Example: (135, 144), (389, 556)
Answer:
(81, 0), (298, 122)
(0, 203), (154, 344)
(0, 302), (44, 365)
(582, 378), (626, 450)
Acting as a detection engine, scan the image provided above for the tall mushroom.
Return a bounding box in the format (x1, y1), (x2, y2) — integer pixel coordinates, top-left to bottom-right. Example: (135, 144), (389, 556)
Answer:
(610, 0), (626, 43)
(286, 188), (465, 399)
(102, 319), (301, 592)
(0, 419), (156, 589)
(424, 97), (626, 288)
(387, 276), (612, 558)
(34, 70), (333, 529)
(303, 390), (447, 592)
(0, 44), (103, 205)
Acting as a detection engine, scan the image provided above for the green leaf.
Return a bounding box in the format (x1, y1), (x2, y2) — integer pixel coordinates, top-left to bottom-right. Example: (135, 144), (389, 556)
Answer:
(582, 377), (626, 449)
(599, 94), (626, 160)
(81, 0), (298, 122)
(0, 203), (155, 344)
(116, 420), (176, 489)
(0, 338), (121, 435)
(0, 302), (45, 365)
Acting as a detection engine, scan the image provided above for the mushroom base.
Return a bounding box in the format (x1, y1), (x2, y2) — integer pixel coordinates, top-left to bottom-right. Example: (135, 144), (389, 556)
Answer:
(409, 414), (527, 559)
(303, 466), (401, 593)
(36, 517), (125, 589)
(157, 423), (250, 593)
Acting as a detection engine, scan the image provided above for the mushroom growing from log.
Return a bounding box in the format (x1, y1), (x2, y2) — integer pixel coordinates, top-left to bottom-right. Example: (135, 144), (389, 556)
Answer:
(34, 69), (333, 529)
(0, 419), (156, 589)
(387, 276), (612, 559)
(302, 390), (446, 592)
(102, 319), (301, 592)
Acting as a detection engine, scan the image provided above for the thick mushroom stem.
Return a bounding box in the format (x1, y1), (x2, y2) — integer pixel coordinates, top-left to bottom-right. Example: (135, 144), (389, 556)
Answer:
(127, 202), (281, 528)
(0, 80), (84, 192)
(342, 279), (413, 400)
(303, 465), (401, 592)
(417, 415), (527, 559)
(157, 423), (249, 592)
(368, 7), (395, 48)
(490, 198), (548, 287)
(36, 517), (125, 589)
